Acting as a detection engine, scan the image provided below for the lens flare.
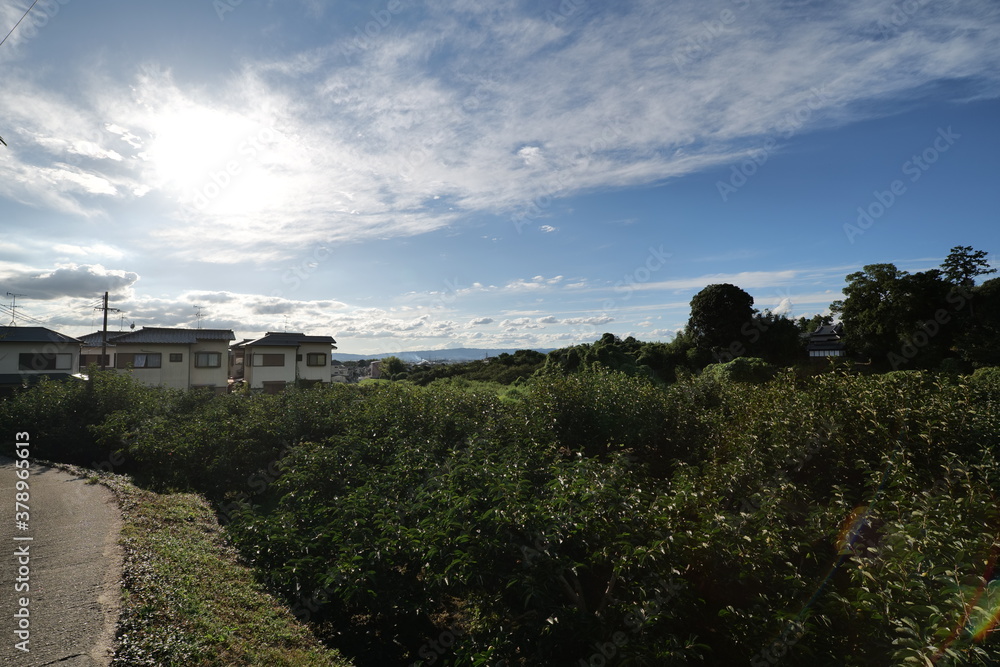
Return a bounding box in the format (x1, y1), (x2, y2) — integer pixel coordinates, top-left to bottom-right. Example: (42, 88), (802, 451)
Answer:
(835, 505), (870, 555)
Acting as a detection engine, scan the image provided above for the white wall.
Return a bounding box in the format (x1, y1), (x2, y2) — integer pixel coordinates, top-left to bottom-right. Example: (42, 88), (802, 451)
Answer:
(244, 346), (296, 389)
(1, 342), (79, 377)
(297, 343), (333, 384)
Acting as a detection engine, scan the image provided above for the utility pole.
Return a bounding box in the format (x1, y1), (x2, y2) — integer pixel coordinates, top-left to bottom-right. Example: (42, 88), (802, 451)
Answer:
(95, 292), (120, 371)
(6, 292), (26, 326)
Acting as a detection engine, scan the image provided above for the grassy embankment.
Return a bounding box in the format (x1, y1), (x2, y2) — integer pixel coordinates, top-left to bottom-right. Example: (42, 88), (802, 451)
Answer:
(60, 464), (352, 667)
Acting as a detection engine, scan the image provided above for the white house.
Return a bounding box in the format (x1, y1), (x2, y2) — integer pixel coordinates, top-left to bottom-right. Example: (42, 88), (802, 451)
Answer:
(0, 326), (83, 389)
(236, 332), (338, 392)
(79, 327), (235, 392)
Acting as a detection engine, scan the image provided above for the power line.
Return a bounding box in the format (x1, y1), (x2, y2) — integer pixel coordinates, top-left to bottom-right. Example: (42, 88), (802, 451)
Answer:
(0, 0), (40, 50)
(0, 303), (47, 327)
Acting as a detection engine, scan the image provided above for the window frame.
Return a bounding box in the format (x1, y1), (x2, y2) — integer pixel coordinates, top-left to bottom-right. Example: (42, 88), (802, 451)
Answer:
(306, 352), (328, 367)
(18, 352), (73, 372)
(252, 353), (285, 367)
(194, 351), (222, 368)
(116, 353), (162, 369)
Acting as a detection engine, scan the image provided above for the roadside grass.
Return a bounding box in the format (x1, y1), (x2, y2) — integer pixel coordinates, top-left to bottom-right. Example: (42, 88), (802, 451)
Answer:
(55, 463), (352, 667)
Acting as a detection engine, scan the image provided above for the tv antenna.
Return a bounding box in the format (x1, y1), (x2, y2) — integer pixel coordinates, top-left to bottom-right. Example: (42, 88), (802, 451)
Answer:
(194, 305), (205, 329)
(6, 292), (26, 326)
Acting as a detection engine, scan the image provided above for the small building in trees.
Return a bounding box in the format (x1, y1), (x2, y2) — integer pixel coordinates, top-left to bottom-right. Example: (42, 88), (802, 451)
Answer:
(806, 323), (846, 360)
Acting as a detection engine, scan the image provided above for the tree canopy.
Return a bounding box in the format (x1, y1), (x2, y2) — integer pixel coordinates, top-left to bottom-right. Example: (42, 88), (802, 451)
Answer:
(687, 283), (755, 352)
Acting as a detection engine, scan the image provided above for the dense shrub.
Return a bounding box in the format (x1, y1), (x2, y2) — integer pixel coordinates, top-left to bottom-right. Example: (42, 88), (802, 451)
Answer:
(700, 356), (777, 384)
(4, 364), (1000, 665)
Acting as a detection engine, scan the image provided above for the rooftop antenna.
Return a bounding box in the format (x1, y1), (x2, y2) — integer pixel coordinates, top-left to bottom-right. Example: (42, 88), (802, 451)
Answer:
(282, 314), (289, 333)
(194, 305), (205, 330)
(6, 292), (26, 326)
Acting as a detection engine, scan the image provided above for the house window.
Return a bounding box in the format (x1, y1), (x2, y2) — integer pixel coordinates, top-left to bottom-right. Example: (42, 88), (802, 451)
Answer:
(170, 353), (184, 363)
(19, 353), (73, 372)
(194, 352), (221, 368)
(252, 353), (285, 367)
(306, 353), (327, 367)
(116, 353), (162, 369)
(80, 354), (111, 368)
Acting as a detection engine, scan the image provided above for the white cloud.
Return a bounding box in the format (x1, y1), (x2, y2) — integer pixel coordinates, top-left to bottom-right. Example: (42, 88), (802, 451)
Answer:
(53, 243), (125, 260)
(1, 0), (996, 261)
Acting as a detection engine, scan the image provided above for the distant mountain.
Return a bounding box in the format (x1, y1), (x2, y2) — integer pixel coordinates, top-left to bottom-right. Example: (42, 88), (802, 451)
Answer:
(332, 348), (555, 363)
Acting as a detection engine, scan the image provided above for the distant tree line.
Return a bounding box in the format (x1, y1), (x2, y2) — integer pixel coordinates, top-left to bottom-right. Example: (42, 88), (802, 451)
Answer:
(383, 246), (996, 386)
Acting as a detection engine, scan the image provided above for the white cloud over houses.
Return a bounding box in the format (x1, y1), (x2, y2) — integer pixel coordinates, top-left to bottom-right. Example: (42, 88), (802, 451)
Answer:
(0, 1), (996, 353)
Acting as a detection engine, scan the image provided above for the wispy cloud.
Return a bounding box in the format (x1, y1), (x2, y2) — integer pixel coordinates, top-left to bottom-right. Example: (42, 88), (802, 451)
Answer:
(3, 0), (998, 263)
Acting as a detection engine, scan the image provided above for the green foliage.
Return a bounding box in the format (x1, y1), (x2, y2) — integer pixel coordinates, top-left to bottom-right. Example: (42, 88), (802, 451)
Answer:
(687, 283), (755, 352)
(957, 278), (1000, 367)
(831, 248), (994, 370)
(542, 333), (692, 384)
(0, 369), (177, 465)
(701, 357), (777, 384)
(6, 346), (1000, 666)
(942, 245), (997, 287)
(406, 349), (546, 386)
(379, 355), (407, 380)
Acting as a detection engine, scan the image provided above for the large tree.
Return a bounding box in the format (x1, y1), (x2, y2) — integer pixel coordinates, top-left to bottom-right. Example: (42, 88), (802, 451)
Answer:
(831, 264), (957, 368)
(955, 277), (1000, 367)
(830, 264), (911, 362)
(941, 245), (996, 288)
(687, 283), (755, 354)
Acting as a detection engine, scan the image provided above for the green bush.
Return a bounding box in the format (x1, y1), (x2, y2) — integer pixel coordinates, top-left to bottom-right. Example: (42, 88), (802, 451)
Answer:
(701, 356), (777, 384)
(6, 358), (1000, 666)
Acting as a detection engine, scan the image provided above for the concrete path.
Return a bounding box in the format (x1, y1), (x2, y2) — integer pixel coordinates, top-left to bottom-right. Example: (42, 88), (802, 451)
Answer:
(0, 455), (121, 666)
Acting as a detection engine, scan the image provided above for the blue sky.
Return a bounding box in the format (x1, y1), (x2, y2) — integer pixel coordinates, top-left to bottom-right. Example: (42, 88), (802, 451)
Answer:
(0, 0), (997, 354)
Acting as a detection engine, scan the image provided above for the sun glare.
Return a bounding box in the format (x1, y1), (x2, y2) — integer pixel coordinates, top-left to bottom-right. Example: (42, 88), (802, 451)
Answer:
(144, 105), (262, 198)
